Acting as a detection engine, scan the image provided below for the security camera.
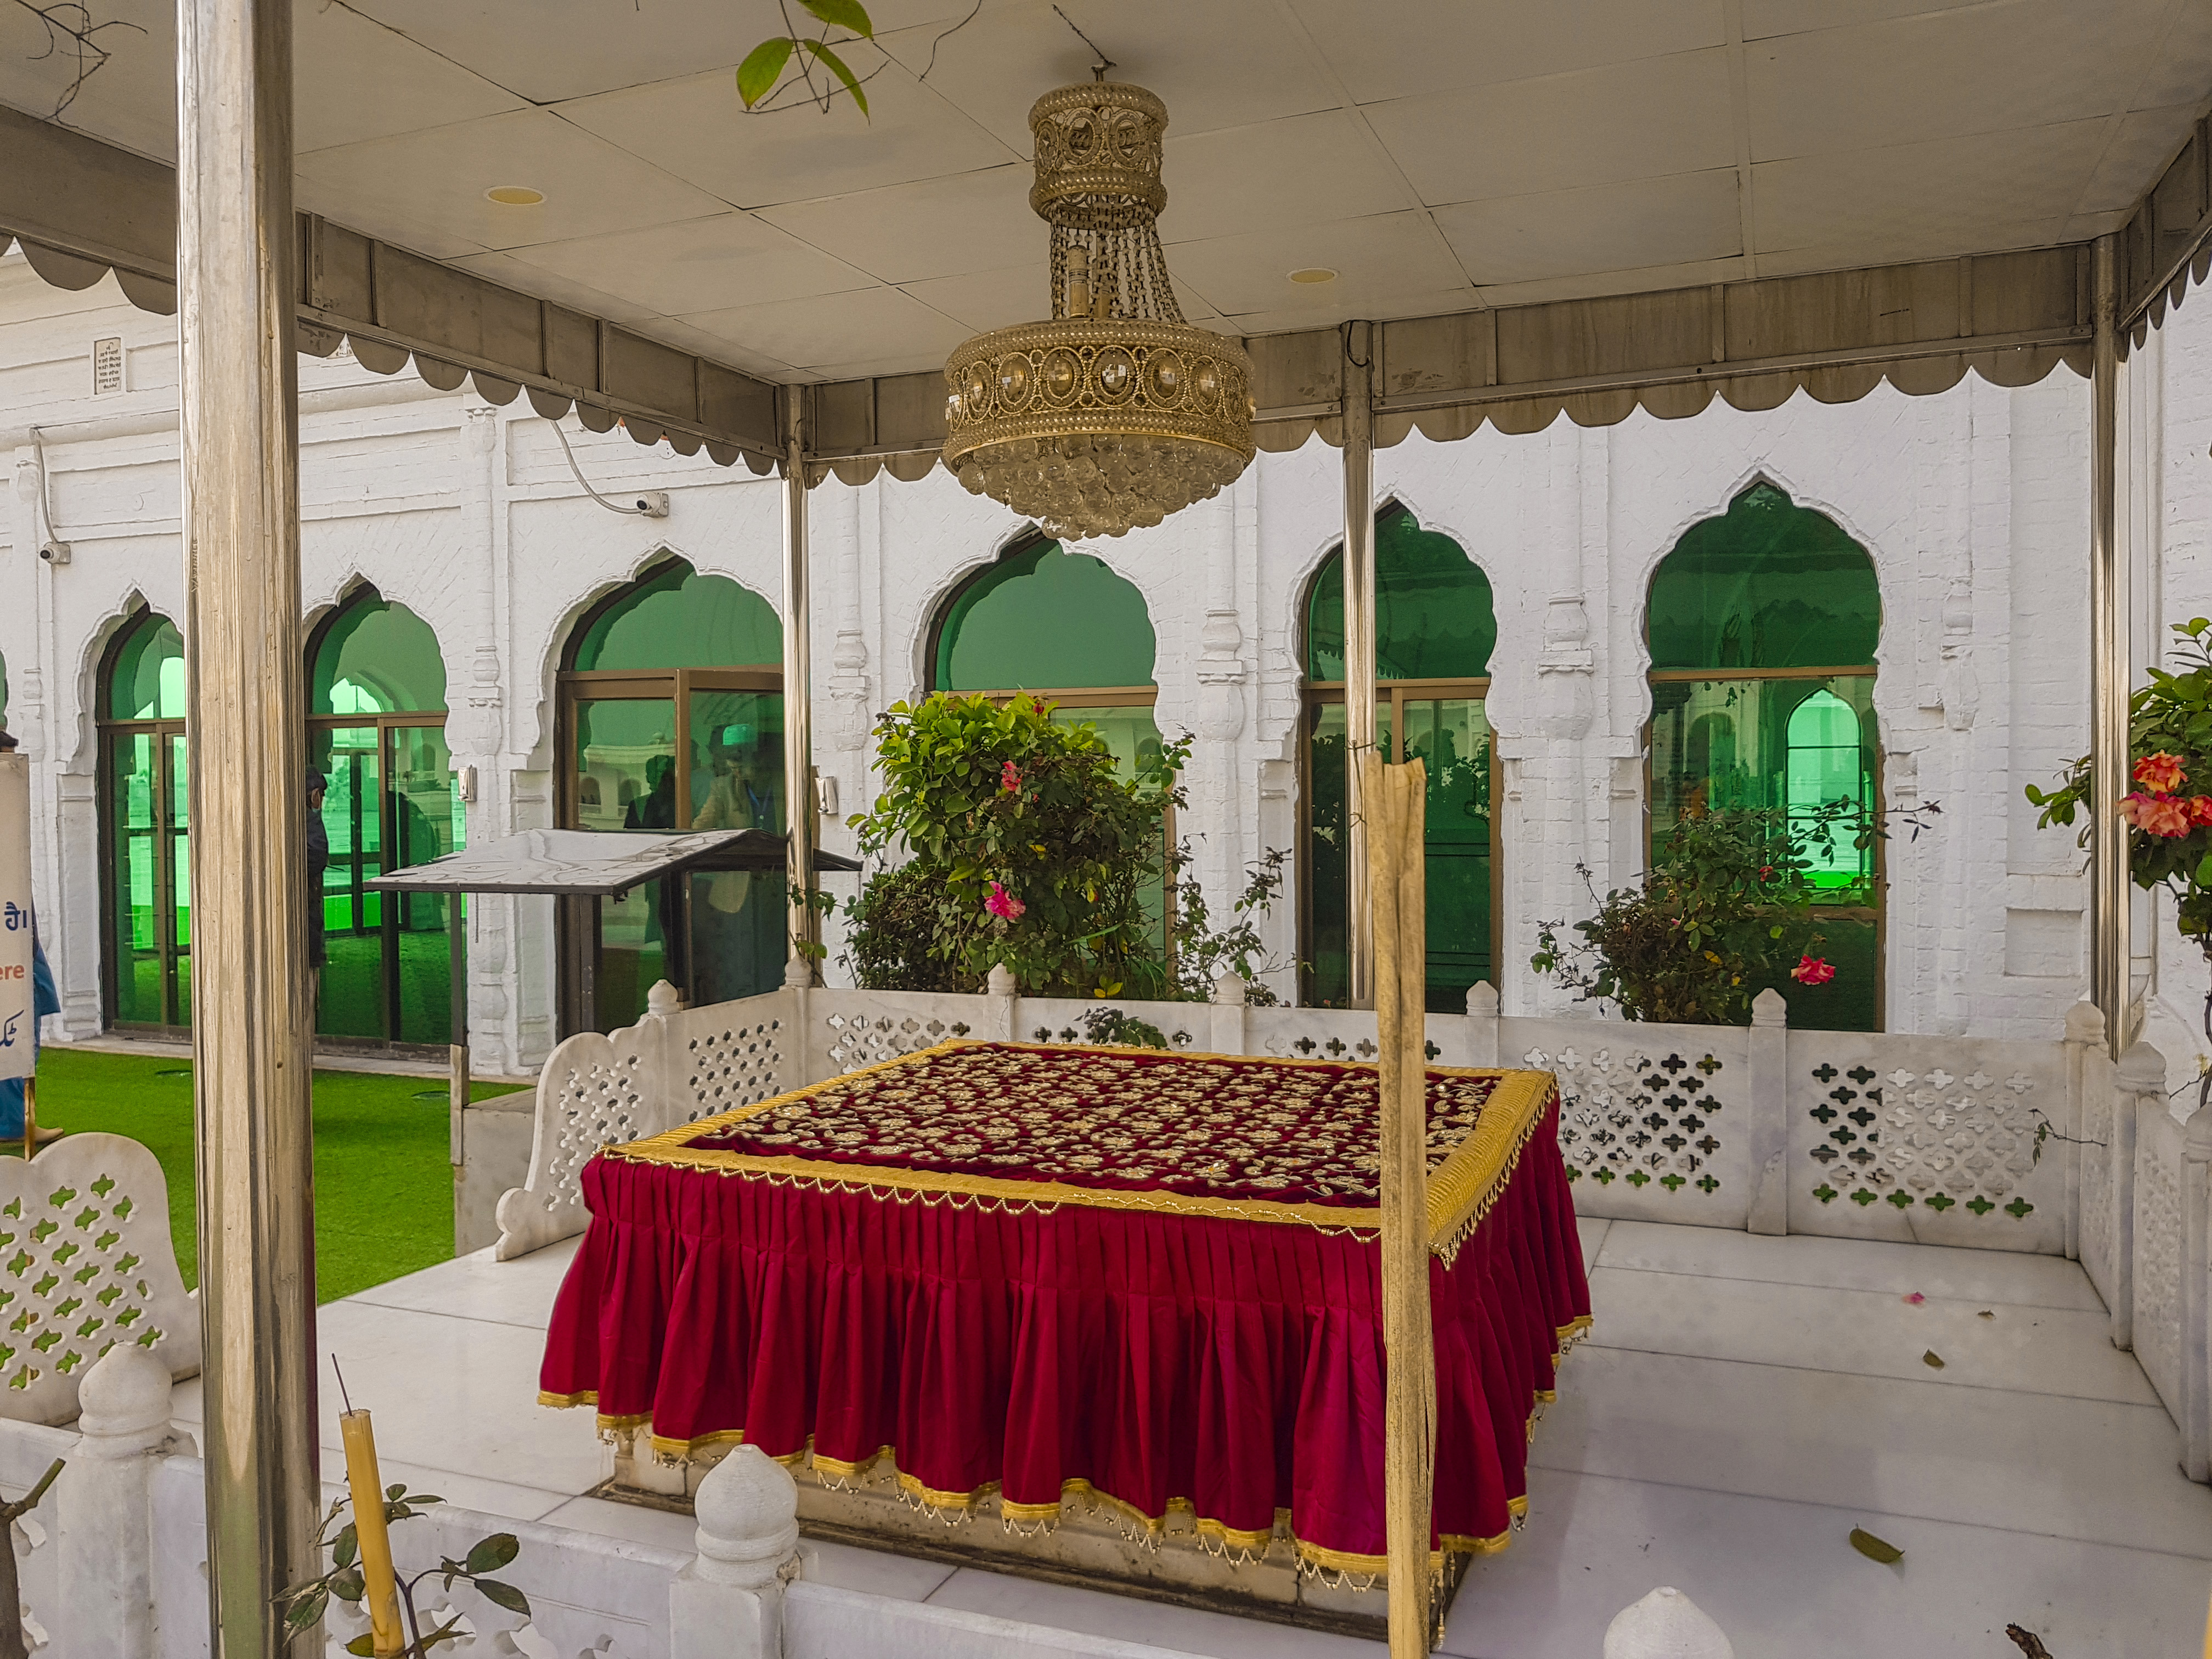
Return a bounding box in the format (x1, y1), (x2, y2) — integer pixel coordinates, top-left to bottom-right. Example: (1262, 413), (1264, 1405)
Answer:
(633, 492), (670, 519)
(37, 541), (69, 565)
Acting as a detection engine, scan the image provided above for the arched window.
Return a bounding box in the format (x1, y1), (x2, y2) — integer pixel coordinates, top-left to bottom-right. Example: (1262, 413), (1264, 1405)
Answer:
(1302, 504), (1497, 1011)
(558, 560), (784, 1033)
(306, 588), (461, 1047)
(929, 538), (1170, 953)
(99, 610), (189, 1029)
(1647, 481), (1881, 1029)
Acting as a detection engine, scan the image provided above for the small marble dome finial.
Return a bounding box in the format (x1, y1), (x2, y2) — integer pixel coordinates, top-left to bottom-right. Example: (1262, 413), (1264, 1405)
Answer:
(1602, 1587), (1735, 1659)
(78, 1341), (173, 1435)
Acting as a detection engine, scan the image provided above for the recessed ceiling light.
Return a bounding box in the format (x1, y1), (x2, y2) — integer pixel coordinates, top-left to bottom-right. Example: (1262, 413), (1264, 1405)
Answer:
(486, 186), (545, 206)
(1289, 267), (1337, 285)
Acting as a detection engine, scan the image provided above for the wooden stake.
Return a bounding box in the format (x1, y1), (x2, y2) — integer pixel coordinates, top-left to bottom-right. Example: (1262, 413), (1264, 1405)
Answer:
(1364, 752), (1436, 1658)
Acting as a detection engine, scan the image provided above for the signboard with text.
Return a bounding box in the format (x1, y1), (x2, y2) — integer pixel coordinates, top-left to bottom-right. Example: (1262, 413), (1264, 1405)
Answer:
(0, 755), (32, 1080)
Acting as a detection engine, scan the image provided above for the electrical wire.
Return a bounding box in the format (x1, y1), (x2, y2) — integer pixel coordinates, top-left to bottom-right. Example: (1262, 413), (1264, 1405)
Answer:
(552, 417), (652, 516)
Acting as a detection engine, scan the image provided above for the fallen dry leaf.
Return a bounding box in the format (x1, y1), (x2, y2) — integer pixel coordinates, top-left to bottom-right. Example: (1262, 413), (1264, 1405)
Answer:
(1849, 1527), (1904, 1564)
(1923, 1350), (1945, 1369)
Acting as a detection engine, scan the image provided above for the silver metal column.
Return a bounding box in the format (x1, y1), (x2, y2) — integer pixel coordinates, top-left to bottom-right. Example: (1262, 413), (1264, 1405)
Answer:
(2090, 236), (2129, 1058)
(178, 0), (319, 1650)
(1342, 321), (1378, 1010)
(782, 390), (819, 980)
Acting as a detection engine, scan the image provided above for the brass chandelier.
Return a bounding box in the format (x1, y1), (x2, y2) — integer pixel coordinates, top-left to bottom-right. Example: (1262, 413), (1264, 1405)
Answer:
(943, 80), (1255, 541)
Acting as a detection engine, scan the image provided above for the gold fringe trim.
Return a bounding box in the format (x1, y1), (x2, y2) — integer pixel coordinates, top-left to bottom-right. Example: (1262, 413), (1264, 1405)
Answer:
(601, 1037), (1558, 1256)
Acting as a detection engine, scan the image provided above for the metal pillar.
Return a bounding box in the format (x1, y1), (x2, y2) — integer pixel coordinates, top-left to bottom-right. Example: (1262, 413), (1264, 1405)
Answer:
(178, 0), (319, 1650)
(782, 391), (819, 981)
(2090, 235), (2129, 1058)
(1342, 321), (1378, 1009)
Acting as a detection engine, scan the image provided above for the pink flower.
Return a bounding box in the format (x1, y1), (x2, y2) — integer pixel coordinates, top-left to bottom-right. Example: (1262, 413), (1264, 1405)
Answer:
(2136, 752), (2187, 793)
(1903, 1292), (1926, 1306)
(1001, 760), (1022, 794)
(2188, 796), (2212, 828)
(985, 881), (1025, 921)
(2123, 793), (2193, 838)
(1790, 955), (1836, 986)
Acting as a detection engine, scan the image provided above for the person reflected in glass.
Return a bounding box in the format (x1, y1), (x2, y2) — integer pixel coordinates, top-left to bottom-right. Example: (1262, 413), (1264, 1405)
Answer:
(689, 730), (772, 1005)
(306, 769), (329, 1012)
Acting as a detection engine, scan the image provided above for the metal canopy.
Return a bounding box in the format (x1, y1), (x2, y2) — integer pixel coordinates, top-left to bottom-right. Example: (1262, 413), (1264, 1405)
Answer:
(0, 2), (2205, 477)
(364, 827), (859, 898)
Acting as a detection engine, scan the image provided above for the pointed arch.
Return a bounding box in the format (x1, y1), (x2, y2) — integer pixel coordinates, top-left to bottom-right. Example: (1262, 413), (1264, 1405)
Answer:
(96, 603), (188, 1030)
(1299, 500), (1499, 1012)
(554, 557), (787, 1035)
(1645, 481), (1882, 1031)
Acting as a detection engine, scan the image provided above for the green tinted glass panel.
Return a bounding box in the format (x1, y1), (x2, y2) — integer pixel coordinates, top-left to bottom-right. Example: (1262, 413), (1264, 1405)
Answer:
(1646, 483), (1880, 670)
(689, 691), (785, 834)
(0, 647), (8, 725)
(1649, 673), (1877, 1031)
(1402, 698), (1493, 1014)
(1306, 507), (1495, 681)
(935, 543), (1156, 691)
(1049, 704), (1170, 961)
(1302, 702), (1390, 1007)
(108, 614), (185, 720)
(572, 699), (678, 830)
(572, 563), (781, 672)
(390, 725), (460, 1044)
(312, 726), (385, 1039)
(168, 734), (191, 1026)
(108, 733), (162, 1025)
(312, 595), (447, 714)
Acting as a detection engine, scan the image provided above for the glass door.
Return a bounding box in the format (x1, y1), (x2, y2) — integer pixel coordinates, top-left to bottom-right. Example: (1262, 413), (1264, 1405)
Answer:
(568, 690), (679, 1032)
(313, 725), (386, 1039)
(684, 687), (784, 1009)
(103, 725), (193, 1030)
(1400, 695), (1494, 1013)
(390, 724), (461, 1044)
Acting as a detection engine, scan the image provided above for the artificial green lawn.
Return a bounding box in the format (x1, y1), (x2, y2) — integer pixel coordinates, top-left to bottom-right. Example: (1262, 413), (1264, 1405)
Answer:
(15, 1047), (526, 1302)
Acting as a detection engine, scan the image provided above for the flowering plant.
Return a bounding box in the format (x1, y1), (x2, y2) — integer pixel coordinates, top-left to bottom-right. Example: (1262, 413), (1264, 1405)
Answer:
(2028, 618), (2212, 942)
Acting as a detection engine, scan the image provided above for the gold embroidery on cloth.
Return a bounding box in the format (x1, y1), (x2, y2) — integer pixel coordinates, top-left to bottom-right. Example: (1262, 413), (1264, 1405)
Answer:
(600, 1038), (1557, 1257)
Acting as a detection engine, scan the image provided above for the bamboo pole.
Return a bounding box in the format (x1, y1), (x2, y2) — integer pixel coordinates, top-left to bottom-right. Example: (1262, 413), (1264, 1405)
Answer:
(1364, 751), (1436, 1657)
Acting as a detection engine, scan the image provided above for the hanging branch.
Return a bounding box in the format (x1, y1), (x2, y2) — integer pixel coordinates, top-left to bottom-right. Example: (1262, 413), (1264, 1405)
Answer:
(734, 0), (981, 119)
(8, 1), (145, 121)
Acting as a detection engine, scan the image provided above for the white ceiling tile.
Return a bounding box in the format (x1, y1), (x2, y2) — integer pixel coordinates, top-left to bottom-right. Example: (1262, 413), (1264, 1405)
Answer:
(1365, 50), (1738, 205)
(442, 250), (662, 327)
(1157, 111), (1414, 244)
(896, 264), (1050, 333)
(874, 0), (1340, 150)
(556, 63), (1018, 211)
(1222, 290), (1478, 339)
(2131, 0), (2212, 113)
(0, 0), (174, 163)
(1286, 0), (1725, 105)
(497, 213), (877, 318)
(341, 0), (978, 105)
(757, 166), (1038, 284)
(1436, 170), (1742, 287)
(1746, 0), (2170, 163)
(1752, 120), (2112, 257)
(1167, 211), (1469, 320)
(296, 109), (731, 252)
(1744, 0), (1994, 41)
(809, 349), (968, 381)
(2075, 106), (2208, 217)
(675, 284), (973, 374)
(1473, 256), (1750, 310)
(294, 2), (526, 154)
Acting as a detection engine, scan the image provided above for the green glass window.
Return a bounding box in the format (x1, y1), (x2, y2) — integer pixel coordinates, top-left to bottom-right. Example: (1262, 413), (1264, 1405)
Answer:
(573, 562), (781, 672)
(306, 590), (461, 1047)
(1305, 505), (1497, 681)
(560, 560), (787, 1034)
(108, 614), (185, 720)
(1646, 481), (1880, 671)
(935, 541), (1157, 693)
(1647, 484), (1882, 1031)
(99, 611), (191, 1030)
(1302, 506), (1498, 1012)
(312, 595), (448, 714)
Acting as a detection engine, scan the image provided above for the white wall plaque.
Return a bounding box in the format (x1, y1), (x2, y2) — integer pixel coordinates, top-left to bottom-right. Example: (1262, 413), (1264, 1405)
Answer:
(91, 337), (123, 396)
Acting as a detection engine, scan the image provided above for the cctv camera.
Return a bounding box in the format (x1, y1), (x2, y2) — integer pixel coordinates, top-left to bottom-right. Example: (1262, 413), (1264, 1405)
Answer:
(634, 492), (670, 518)
(37, 541), (70, 565)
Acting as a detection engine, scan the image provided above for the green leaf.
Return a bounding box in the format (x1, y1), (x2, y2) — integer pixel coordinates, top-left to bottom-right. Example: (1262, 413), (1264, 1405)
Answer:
(385, 1483), (406, 1501)
(346, 1637), (376, 1658)
(473, 1576), (532, 1616)
(802, 38), (869, 116)
(797, 0), (873, 37)
(464, 1532), (521, 1575)
(1848, 1527), (1903, 1564)
(333, 1523), (358, 1569)
(330, 1567), (365, 1603)
(285, 1587), (329, 1632)
(737, 36), (795, 108)
(1922, 1349), (1944, 1369)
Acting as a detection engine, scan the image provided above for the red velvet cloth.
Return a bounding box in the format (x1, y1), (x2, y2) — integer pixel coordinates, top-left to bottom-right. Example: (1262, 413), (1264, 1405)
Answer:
(540, 1092), (1589, 1566)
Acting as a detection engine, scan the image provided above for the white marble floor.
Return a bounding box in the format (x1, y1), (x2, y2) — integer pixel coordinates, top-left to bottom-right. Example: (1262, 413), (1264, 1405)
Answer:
(168, 1218), (2212, 1658)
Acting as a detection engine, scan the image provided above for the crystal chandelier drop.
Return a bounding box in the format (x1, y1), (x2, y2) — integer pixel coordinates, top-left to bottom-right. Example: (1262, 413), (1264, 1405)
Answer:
(942, 80), (1255, 541)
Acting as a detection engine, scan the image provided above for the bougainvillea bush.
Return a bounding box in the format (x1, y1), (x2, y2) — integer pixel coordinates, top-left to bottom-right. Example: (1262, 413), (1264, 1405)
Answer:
(1531, 802), (1876, 1025)
(2028, 618), (2212, 946)
(842, 692), (1289, 1001)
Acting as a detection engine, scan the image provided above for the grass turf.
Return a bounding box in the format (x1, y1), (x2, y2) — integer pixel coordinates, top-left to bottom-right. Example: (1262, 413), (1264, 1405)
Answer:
(13, 1047), (527, 1303)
